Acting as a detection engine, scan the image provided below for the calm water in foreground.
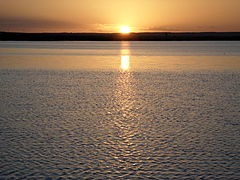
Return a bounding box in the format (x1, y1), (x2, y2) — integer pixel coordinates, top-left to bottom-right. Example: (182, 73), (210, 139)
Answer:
(0, 41), (240, 179)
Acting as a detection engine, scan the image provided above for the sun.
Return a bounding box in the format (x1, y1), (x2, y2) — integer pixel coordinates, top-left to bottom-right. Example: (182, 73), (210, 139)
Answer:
(120, 26), (131, 34)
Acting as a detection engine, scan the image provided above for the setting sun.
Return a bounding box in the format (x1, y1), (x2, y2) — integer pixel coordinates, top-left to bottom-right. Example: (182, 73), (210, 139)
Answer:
(120, 26), (131, 34)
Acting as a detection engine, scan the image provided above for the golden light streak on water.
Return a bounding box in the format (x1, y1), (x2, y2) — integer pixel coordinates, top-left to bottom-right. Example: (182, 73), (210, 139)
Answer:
(120, 42), (130, 71)
(121, 55), (130, 71)
(114, 53), (140, 166)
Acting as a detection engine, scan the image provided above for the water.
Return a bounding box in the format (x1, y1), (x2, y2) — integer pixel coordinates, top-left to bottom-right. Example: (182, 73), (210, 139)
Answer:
(0, 41), (240, 179)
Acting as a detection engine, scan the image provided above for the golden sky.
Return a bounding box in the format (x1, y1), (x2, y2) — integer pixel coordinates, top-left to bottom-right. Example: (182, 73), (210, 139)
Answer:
(0, 0), (239, 32)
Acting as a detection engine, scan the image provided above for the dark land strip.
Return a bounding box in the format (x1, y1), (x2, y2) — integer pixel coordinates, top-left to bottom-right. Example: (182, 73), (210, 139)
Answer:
(0, 32), (240, 41)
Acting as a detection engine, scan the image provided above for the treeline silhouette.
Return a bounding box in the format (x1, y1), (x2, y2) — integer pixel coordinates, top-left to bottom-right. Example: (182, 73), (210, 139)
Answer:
(0, 32), (240, 41)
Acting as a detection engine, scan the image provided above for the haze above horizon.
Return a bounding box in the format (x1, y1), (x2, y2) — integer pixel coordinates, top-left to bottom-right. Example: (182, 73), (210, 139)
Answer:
(0, 0), (239, 33)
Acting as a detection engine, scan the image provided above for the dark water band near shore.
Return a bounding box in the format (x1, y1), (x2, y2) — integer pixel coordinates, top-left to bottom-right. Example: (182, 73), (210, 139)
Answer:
(1, 32), (240, 41)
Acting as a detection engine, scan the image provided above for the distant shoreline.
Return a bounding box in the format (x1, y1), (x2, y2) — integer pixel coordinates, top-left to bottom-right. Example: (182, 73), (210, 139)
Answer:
(0, 32), (240, 41)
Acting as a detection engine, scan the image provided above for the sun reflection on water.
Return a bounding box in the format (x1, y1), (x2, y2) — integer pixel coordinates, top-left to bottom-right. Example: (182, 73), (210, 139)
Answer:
(107, 41), (144, 171)
(121, 55), (130, 71)
(113, 68), (140, 165)
(120, 42), (131, 71)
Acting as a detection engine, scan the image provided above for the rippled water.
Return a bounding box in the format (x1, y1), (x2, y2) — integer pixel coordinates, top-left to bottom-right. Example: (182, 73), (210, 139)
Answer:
(0, 41), (240, 179)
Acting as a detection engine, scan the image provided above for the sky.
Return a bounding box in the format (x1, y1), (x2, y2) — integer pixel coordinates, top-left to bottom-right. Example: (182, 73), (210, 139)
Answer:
(0, 0), (239, 33)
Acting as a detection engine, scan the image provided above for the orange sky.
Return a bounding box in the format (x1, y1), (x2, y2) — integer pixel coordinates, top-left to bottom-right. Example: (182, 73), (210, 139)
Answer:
(0, 0), (239, 32)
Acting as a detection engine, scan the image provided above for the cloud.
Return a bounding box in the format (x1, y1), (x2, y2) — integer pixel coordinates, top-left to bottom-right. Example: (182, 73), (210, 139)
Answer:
(148, 25), (240, 32)
(0, 17), (81, 32)
(147, 26), (182, 32)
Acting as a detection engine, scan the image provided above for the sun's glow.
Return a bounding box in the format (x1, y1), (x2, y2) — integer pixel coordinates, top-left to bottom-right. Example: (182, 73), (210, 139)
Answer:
(120, 26), (131, 34)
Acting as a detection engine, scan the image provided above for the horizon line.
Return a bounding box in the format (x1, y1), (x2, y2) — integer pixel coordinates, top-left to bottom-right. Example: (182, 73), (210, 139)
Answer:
(1, 31), (240, 34)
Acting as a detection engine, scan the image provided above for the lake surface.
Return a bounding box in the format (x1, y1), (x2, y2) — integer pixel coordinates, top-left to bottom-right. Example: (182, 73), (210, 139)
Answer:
(0, 41), (240, 179)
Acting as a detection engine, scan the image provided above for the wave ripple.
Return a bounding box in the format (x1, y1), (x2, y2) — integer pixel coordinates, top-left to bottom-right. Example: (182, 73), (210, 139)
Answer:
(0, 70), (240, 179)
